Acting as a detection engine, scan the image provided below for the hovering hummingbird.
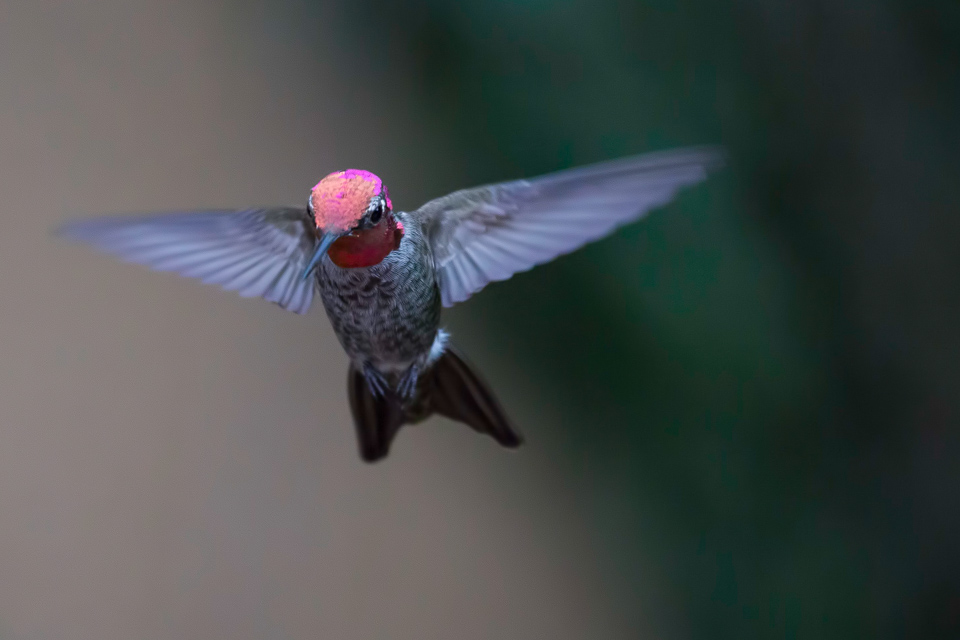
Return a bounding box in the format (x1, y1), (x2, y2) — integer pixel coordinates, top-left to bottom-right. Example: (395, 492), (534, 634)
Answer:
(59, 146), (724, 462)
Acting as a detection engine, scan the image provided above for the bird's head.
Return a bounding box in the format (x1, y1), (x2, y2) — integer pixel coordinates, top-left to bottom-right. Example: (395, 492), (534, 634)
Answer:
(302, 169), (403, 277)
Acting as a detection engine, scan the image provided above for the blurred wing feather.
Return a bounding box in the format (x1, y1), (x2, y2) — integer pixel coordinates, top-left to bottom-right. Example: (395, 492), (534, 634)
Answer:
(58, 207), (318, 314)
(416, 146), (725, 306)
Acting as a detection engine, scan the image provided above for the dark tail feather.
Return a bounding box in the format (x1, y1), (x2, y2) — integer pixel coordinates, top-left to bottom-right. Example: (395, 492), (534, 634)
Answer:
(346, 346), (523, 463)
(427, 346), (523, 449)
(347, 363), (405, 463)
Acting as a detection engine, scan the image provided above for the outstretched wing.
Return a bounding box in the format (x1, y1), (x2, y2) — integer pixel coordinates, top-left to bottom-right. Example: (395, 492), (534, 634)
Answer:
(58, 207), (318, 314)
(415, 146), (725, 307)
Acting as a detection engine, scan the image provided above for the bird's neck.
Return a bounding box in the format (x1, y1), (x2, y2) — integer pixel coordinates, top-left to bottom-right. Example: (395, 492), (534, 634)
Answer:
(327, 215), (405, 269)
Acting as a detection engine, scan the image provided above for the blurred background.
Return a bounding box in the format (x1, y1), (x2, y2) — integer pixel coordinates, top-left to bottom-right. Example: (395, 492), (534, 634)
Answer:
(0, 0), (958, 638)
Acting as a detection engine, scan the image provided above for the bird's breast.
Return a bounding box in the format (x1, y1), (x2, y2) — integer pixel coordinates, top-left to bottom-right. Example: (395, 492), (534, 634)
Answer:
(317, 222), (441, 367)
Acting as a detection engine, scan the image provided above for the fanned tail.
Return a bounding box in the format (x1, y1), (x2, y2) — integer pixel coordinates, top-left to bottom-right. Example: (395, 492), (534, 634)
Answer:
(346, 345), (523, 463)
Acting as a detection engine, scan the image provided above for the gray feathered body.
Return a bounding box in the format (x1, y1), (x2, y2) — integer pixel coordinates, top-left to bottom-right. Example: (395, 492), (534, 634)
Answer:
(316, 211), (441, 376)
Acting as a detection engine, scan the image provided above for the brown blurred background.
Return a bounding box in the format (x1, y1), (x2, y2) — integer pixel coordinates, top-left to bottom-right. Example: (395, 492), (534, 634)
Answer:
(2, 0), (959, 638)
(0, 2), (622, 638)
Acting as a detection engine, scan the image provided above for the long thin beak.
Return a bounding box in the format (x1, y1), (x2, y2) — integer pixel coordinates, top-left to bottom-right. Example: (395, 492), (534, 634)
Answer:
(301, 232), (340, 280)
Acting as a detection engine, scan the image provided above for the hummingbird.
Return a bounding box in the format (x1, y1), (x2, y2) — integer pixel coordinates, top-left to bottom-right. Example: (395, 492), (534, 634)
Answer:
(59, 146), (724, 462)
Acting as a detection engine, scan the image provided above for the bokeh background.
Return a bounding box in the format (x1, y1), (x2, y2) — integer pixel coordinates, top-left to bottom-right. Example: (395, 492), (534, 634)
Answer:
(0, 1), (958, 638)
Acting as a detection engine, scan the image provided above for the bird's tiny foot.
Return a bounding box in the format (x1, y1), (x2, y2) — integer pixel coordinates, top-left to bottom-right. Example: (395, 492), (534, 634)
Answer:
(362, 362), (390, 398)
(396, 364), (420, 401)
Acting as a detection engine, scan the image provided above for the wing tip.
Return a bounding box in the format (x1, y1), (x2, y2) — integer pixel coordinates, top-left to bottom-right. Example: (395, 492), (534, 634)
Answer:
(695, 144), (728, 172)
(646, 143), (727, 172)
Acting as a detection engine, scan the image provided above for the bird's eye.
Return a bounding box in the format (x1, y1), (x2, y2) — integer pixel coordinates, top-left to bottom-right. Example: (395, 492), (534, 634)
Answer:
(369, 200), (384, 225)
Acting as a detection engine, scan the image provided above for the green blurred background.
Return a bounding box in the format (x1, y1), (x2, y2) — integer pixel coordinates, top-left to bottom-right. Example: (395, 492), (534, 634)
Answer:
(1, 0), (958, 638)
(374, 1), (960, 637)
